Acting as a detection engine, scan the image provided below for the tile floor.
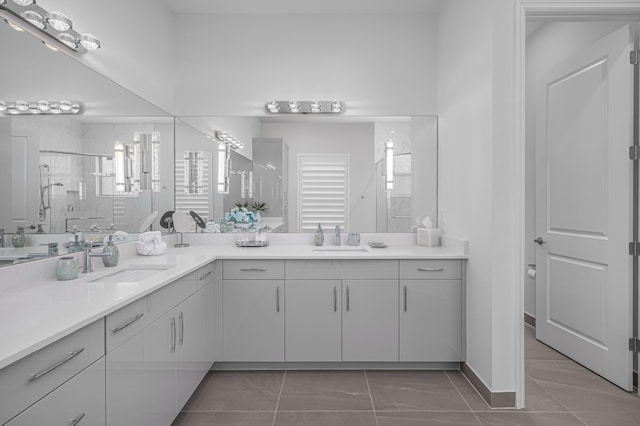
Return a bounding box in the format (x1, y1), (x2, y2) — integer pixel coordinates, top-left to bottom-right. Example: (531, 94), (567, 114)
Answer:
(173, 325), (640, 425)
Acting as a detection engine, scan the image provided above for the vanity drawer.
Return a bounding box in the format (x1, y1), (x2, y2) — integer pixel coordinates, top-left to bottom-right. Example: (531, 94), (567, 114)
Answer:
(106, 297), (148, 353)
(223, 260), (285, 280)
(198, 262), (215, 283)
(285, 260), (398, 280)
(399, 260), (462, 280)
(147, 270), (203, 322)
(0, 319), (104, 425)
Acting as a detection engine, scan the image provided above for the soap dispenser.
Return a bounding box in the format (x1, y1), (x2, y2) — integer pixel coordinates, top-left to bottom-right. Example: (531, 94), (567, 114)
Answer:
(102, 235), (120, 267)
(11, 226), (25, 248)
(67, 234), (83, 253)
(314, 223), (324, 246)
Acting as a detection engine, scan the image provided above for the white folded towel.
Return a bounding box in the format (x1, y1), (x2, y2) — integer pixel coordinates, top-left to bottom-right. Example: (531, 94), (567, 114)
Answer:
(136, 231), (167, 256)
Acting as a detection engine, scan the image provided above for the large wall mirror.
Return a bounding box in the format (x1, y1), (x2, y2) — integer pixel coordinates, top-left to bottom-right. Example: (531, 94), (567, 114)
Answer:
(176, 116), (437, 234)
(0, 20), (174, 267)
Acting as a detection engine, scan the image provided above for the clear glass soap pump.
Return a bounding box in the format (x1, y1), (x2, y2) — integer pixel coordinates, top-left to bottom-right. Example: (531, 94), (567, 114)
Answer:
(314, 223), (324, 246)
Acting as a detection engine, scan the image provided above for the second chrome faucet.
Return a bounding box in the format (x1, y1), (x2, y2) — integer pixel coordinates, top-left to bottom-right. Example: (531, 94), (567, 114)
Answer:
(335, 226), (341, 246)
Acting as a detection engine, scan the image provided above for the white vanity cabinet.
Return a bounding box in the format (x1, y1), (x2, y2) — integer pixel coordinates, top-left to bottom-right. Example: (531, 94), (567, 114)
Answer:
(5, 358), (105, 426)
(342, 279), (399, 361)
(0, 319), (104, 425)
(106, 263), (214, 426)
(222, 260), (285, 362)
(399, 260), (464, 361)
(285, 279), (342, 362)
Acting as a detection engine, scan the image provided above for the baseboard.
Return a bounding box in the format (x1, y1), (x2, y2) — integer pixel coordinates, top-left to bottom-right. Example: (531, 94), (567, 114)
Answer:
(461, 363), (516, 408)
(524, 313), (536, 327)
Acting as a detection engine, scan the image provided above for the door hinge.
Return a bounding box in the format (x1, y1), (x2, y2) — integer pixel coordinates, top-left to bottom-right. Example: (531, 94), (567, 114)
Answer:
(629, 242), (640, 256)
(630, 146), (640, 160)
(629, 338), (640, 353)
(631, 50), (640, 65)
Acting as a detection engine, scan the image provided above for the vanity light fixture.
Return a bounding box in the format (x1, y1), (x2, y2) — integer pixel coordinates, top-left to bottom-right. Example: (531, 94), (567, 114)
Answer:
(217, 141), (230, 194)
(385, 140), (394, 191)
(0, 1), (101, 54)
(215, 130), (244, 150)
(0, 100), (81, 115)
(184, 151), (205, 194)
(265, 100), (345, 114)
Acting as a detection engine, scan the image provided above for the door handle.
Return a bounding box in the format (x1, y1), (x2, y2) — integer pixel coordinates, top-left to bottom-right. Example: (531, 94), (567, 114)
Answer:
(534, 237), (546, 245)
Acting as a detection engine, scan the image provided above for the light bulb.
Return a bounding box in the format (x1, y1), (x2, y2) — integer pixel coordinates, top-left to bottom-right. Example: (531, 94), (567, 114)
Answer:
(15, 100), (28, 112)
(57, 33), (78, 49)
(288, 100), (300, 113)
(0, 101), (6, 112)
(79, 33), (100, 51)
(46, 11), (72, 31)
(21, 11), (45, 29)
(310, 100), (321, 113)
(58, 100), (72, 111)
(37, 100), (50, 111)
(11, 0), (34, 6)
(331, 100), (343, 113)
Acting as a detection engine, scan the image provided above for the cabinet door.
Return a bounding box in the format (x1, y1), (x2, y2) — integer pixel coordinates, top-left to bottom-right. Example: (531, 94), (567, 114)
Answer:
(6, 358), (105, 426)
(176, 288), (211, 411)
(400, 280), (463, 361)
(106, 312), (176, 426)
(223, 280), (284, 362)
(342, 280), (399, 361)
(209, 271), (223, 363)
(285, 280), (342, 361)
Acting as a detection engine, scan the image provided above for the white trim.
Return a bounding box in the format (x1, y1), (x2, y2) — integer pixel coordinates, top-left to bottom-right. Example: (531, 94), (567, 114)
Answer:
(522, 1), (640, 19)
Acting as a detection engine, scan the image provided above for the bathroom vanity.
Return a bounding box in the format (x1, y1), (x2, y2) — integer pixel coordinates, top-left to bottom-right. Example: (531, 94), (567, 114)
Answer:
(0, 241), (466, 425)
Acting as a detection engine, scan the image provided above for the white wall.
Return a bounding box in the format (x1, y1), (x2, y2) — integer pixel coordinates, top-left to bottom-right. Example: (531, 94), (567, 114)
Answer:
(437, 0), (518, 394)
(172, 13), (438, 116)
(524, 21), (627, 317)
(44, 0), (175, 113)
(261, 122), (376, 232)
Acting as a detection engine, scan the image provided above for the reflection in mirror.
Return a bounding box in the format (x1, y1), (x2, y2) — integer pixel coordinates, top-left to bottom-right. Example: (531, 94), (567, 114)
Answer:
(176, 116), (437, 234)
(0, 21), (174, 267)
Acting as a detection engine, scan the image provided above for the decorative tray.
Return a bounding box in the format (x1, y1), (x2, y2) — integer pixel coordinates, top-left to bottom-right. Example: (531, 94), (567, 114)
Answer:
(368, 242), (388, 248)
(235, 240), (270, 248)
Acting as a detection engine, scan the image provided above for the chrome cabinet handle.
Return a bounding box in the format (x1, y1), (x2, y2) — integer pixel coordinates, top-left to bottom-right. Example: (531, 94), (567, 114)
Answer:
(417, 267), (444, 272)
(333, 286), (337, 312)
(69, 412), (86, 426)
(534, 237), (546, 245)
(404, 286), (408, 312)
(276, 286), (280, 312)
(200, 270), (213, 280)
(29, 348), (85, 382)
(112, 313), (144, 334)
(170, 318), (176, 353)
(240, 268), (267, 272)
(178, 312), (184, 345)
(346, 286), (350, 312)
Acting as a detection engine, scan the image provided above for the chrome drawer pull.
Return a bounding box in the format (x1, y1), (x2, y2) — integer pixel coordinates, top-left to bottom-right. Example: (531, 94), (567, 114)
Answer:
(112, 313), (144, 334)
(346, 286), (350, 312)
(240, 268), (267, 272)
(200, 270), (213, 280)
(69, 412), (86, 426)
(29, 348), (85, 382)
(170, 318), (176, 353)
(178, 312), (184, 345)
(417, 267), (444, 272)
(333, 286), (337, 312)
(276, 286), (280, 312)
(404, 286), (408, 312)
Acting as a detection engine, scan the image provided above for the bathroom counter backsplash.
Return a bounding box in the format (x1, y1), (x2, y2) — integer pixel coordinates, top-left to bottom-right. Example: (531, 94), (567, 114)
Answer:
(0, 233), (466, 370)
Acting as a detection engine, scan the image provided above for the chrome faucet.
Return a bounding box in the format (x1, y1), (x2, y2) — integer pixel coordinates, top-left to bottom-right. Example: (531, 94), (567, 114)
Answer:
(335, 226), (341, 246)
(82, 241), (108, 273)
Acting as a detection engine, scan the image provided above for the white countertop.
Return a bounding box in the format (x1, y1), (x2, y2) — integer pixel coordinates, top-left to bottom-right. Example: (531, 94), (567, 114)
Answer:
(0, 242), (466, 370)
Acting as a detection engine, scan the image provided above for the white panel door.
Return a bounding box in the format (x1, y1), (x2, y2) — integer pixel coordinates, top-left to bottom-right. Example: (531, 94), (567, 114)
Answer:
(535, 25), (634, 390)
(342, 279), (398, 361)
(285, 279), (342, 361)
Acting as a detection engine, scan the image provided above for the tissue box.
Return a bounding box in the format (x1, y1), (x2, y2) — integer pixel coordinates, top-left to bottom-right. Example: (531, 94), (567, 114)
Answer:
(417, 228), (441, 247)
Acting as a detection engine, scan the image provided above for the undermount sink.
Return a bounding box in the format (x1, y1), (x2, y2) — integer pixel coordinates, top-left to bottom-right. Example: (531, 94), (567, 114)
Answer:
(89, 264), (175, 283)
(313, 246), (369, 252)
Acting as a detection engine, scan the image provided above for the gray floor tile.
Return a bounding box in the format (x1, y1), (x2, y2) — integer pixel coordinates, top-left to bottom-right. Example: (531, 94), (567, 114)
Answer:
(182, 371), (284, 412)
(525, 325), (570, 362)
(519, 376), (568, 412)
(277, 371), (373, 411)
(172, 411), (275, 426)
(475, 412), (585, 426)
(376, 411), (481, 425)
(366, 370), (470, 411)
(444, 370), (491, 411)
(573, 411), (640, 426)
(274, 411), (377, 426)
